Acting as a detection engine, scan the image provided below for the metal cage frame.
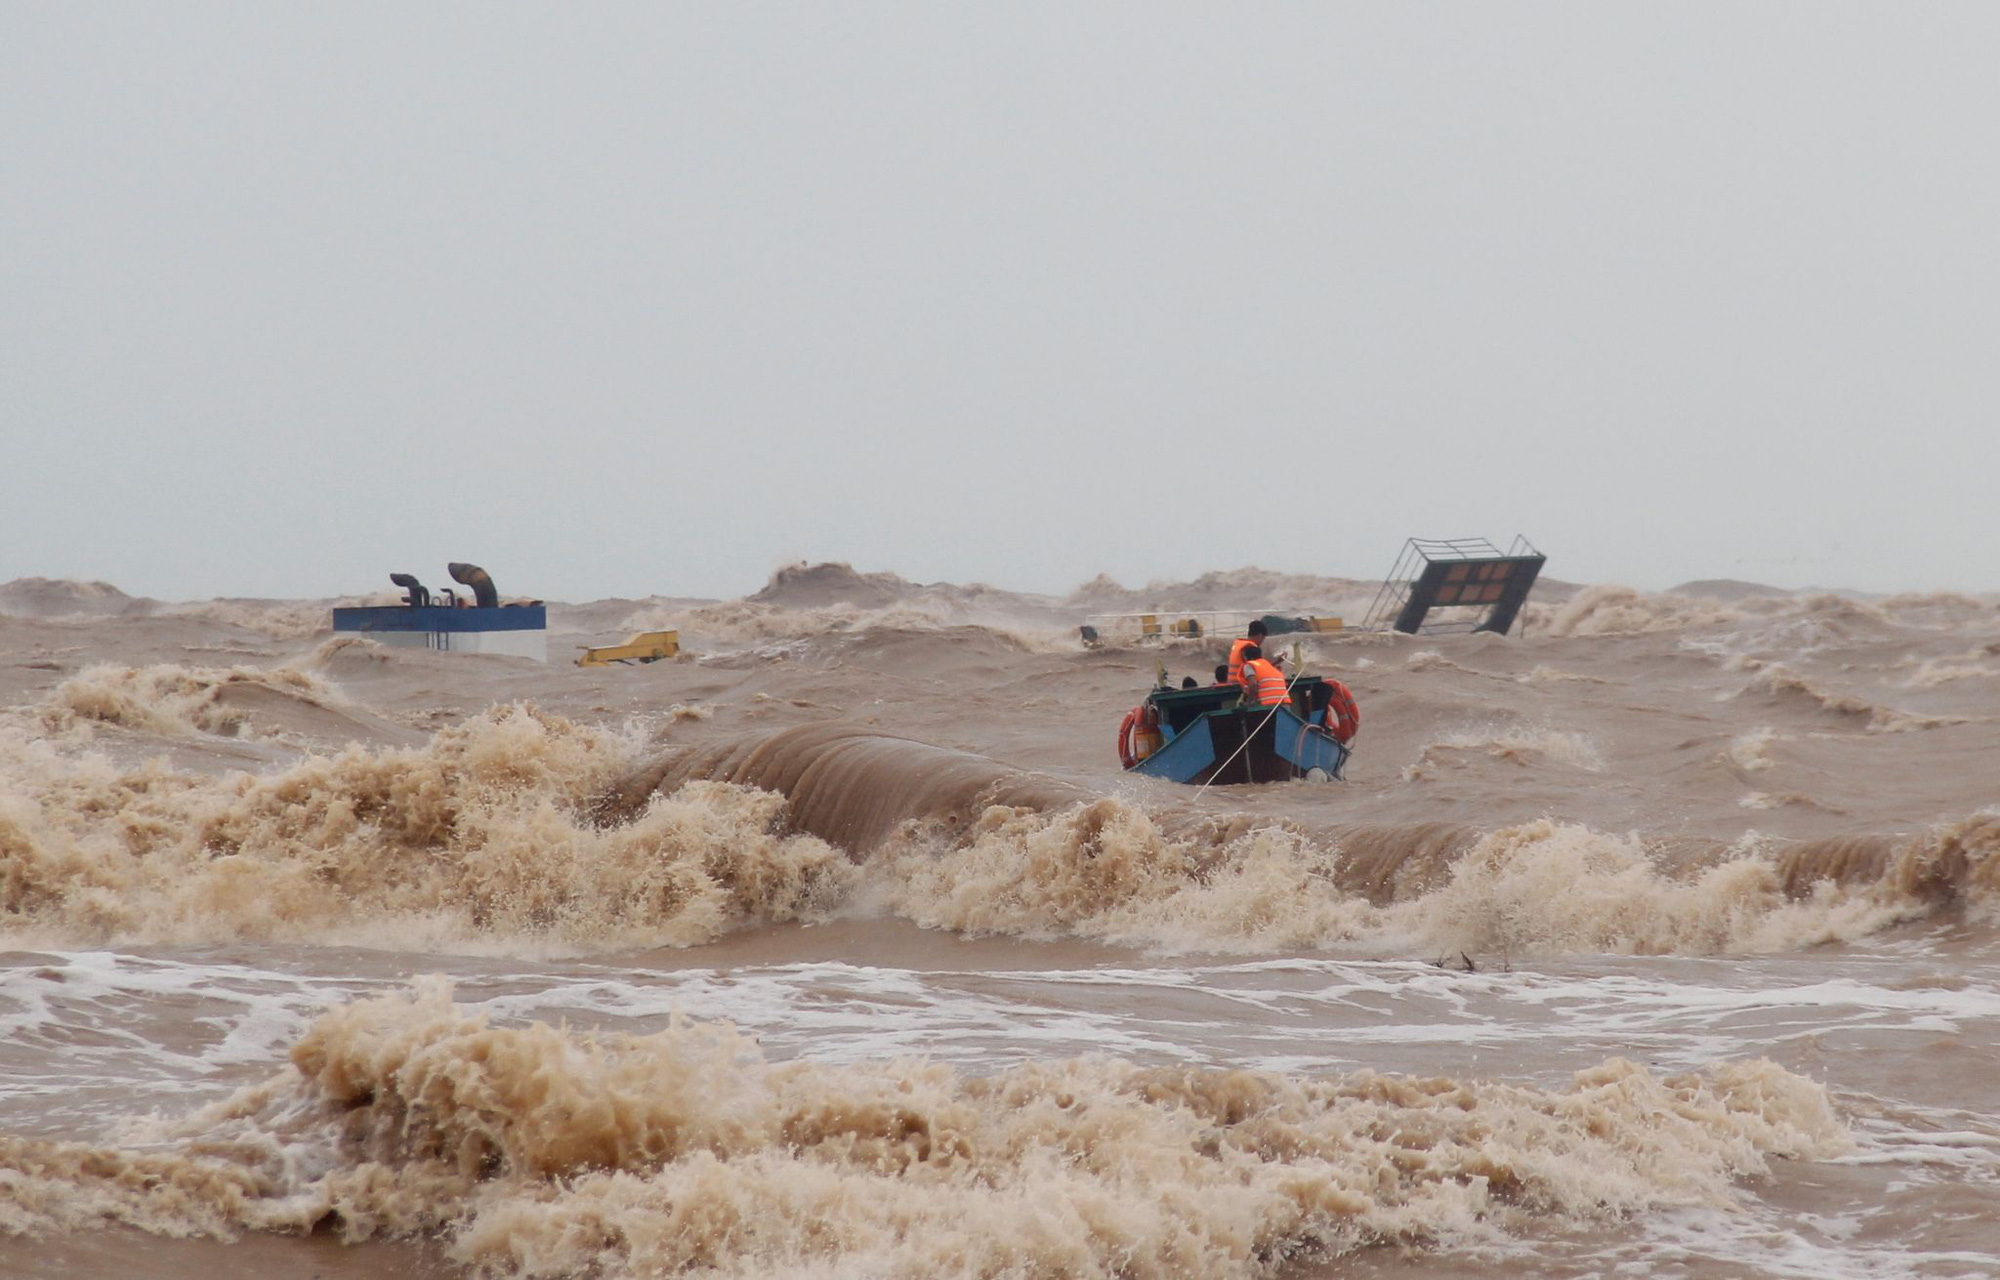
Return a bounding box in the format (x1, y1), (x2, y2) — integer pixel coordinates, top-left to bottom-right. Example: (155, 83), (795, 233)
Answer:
(1359, 536), (1546, 636)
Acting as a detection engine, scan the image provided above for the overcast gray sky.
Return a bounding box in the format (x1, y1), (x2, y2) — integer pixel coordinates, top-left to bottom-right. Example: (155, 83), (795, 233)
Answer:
(4, 3), (1995, 602)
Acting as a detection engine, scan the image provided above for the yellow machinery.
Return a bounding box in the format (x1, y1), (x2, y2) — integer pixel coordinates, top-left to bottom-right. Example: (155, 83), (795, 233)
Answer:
(575, 630), (680, 667)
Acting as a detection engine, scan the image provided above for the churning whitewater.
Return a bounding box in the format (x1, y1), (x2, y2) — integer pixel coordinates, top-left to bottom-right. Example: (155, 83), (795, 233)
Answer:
(1, 564), (1996, 1279)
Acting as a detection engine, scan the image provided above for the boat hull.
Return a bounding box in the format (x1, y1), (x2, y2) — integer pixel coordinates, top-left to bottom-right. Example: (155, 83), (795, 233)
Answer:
(1129, 703), (1348, 785)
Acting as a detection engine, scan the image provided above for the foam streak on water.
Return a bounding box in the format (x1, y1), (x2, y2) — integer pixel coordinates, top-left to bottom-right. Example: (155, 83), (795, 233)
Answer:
(6, 946), (1992, 1086)
(2, 937), (1996, 1277)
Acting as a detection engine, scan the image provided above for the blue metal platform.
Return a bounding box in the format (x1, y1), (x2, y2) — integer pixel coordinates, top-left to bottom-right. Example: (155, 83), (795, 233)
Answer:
(331, 605), (547, 633)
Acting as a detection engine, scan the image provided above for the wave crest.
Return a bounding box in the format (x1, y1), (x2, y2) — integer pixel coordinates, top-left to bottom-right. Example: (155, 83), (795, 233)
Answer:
(0, 707), (853, 952)
(39, 660), (343, 738)
(0, 983), (1850, 1276)
(7, 716), (1994, 958)
(1735, 663), (1960, 733)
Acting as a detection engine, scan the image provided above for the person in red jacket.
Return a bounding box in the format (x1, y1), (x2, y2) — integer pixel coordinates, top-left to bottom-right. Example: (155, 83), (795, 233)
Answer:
(1238, 644), (1289, 707)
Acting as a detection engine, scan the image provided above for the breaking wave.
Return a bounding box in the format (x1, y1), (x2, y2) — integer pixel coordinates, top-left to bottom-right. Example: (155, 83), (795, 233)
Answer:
(1400, 652), (1606, 691)
(1402, 724), (1606, 778)
(0, 578), (393, 637)
(5, 714), (1995, 959)
(1725, 727), (1780, 774)
(625, 726), (2000, 956)
(1532, 586), (1744, 637)
(1732, 662), (1962, 733)
(1897, 642), (2000, 689)
(0, 576), (144, 618)
(38, 660), (345, 739)
(610, 563), (1079, 648)
(158, 597), (376, 639)
(615, 605), (1077, 658)
(0, 707), (853, 954)
(1065, 566), (1379, 615)
(1529, 585), (1941, 639)
(1518, 665), (1612, 686)
(867, 805), (1982, 955)
(631, 600), (948, 643)
(0, 982), (1849, 1277)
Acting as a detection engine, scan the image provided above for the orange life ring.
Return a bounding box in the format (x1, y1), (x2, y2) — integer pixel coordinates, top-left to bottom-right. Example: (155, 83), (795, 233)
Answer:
(1118, 704), (1162, 769)
(1118, 707), (1142, 769)
(1322, 680), (1360, 744)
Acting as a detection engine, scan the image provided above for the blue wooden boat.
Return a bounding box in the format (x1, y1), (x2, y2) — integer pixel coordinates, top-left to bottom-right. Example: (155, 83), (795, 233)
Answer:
(1118, 676), (1354, 785)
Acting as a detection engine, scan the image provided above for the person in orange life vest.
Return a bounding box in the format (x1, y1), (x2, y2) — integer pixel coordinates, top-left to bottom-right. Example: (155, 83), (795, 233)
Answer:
(1238, 644), (1289, 707)
(1226, 619), (1269, 686)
